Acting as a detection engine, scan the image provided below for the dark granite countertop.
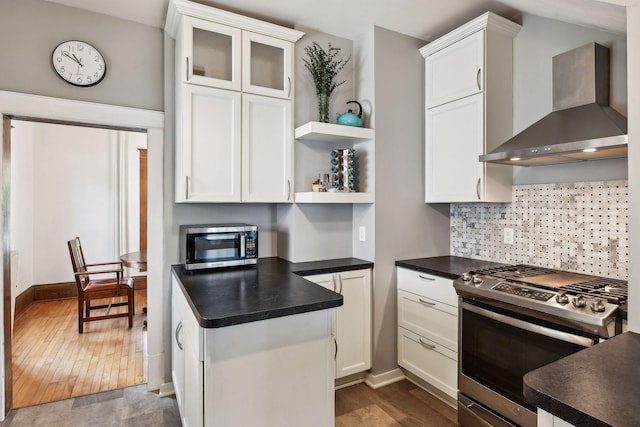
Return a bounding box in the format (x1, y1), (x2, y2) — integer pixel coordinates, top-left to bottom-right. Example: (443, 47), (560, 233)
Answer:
(172, 257), (372, 328)
(524, 332), (640, 427)
(395, 256), (507, 280)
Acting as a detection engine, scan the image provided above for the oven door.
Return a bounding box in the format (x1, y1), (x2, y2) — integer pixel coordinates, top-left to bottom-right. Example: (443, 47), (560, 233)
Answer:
(458, 299), (597, 427)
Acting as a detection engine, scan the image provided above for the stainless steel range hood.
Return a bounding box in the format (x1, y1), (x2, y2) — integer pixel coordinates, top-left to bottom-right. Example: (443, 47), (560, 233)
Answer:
(480, 43), (627, 166)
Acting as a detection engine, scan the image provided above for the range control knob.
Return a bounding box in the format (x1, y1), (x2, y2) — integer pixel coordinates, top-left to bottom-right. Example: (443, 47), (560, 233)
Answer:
(472, 275), (483, 285)
(461, 272), (472, 282)
(590, 298), (607, 313)
(555, 290), (569, 305)
(571, 295), (587, 308)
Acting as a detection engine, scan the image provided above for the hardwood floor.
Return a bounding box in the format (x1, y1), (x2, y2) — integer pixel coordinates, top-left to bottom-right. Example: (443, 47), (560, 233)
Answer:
(336, 380), (457, 426)
(11, 290), (147, 408)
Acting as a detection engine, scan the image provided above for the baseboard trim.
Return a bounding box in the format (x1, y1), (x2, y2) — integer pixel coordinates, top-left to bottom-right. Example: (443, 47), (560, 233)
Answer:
(14, 275), (147, 317)
(14, 287), (35, 318)
(363, 368), (405, 389)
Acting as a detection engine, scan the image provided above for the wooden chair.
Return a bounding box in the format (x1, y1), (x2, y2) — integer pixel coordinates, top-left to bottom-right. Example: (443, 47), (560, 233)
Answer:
(67, 237), (134, 333)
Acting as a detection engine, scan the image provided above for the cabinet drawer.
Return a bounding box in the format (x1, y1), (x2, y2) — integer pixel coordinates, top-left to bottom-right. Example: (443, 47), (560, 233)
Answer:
(397, 267), (458, 306)
(398, 328), (457, 399)
(398, 290), (457, 351)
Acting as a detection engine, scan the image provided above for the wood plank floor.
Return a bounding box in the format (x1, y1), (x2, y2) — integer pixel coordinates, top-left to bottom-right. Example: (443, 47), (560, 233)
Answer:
(336, 380), (457, 426)
(11, 290), (147, 408)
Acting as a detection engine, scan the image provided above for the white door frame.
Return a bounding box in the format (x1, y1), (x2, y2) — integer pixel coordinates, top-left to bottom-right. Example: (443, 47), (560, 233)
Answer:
(0, 90), (166, 418)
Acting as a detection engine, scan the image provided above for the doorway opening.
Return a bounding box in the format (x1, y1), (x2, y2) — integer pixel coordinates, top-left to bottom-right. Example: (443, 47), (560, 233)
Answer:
(0, 95), (164, 418)
(8, 119), (148, 407)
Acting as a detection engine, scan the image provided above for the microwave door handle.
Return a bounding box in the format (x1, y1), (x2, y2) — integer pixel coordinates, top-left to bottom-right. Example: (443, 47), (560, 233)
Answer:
(239, 233), (246, 258)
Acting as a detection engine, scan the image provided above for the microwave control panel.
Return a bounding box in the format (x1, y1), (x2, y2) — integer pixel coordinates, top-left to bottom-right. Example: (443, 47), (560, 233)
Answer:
(245, 231), (258, 258)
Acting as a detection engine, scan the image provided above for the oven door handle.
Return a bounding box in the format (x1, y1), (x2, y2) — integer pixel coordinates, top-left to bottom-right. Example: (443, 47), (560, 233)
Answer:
(462, 302), (596, 347)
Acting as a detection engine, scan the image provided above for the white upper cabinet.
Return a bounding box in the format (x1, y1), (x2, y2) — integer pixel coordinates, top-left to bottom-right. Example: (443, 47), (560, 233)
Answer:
(242, 94), (293, 202)
(426, 93), (485, 202)
(420, 12), (521, 203)
(181, 17), (242, 90)
(242, 31), (293, 99)
(425, 30), (484, 109)
(177, 85), (242, 202)
(166, 0), (303, 203)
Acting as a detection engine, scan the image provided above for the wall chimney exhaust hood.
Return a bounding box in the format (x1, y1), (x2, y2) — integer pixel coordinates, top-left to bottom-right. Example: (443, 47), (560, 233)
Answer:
(480, 43), (627, 166)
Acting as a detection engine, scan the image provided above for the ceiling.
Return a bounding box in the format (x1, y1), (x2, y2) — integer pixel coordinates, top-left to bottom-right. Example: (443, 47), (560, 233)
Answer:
(42, 0), (626, 41)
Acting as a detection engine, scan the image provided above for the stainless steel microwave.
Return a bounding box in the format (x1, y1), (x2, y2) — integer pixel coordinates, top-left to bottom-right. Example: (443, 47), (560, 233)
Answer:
(180, 224), (258, 270)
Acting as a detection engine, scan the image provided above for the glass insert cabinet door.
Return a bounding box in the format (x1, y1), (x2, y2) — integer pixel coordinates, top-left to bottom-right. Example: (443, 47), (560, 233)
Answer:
(242, 31), (293, 99)
(182, 16), (242, 91)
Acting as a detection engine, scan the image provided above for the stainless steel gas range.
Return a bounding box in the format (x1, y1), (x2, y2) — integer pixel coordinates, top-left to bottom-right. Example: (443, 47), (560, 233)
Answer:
(454, 264), (627, 427)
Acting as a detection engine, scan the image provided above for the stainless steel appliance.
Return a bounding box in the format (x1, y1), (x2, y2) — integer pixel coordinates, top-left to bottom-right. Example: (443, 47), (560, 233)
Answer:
(180, 223), (258, 270)
(454, 265), (627, 427)
(480, 43), (627, 166)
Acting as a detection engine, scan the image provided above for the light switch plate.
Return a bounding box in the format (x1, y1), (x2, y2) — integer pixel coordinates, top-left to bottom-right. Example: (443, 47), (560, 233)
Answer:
(359, 226), (366, 242)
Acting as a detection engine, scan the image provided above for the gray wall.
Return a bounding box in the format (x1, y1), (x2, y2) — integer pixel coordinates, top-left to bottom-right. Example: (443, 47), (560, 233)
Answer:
(511, 13), (627, 185)
(0, 0), (163, 111)
(368, 27), (450, 375)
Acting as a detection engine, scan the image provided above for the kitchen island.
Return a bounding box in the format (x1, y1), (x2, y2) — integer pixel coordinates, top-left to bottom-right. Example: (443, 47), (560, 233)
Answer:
(524, 331), (640, 427)
(171, 257), (372, 427)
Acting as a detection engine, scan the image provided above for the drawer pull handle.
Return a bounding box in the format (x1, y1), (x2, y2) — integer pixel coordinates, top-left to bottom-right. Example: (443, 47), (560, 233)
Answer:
(418, 275), (435, 281)
(419, 339), (436, 350)
(418, 298), (436, 306)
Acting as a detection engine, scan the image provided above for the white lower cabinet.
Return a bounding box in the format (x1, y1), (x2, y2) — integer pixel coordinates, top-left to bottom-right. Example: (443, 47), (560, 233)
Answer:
(172, 276), (204, 427)
(396, 267), (458, 399)
(171, 273), (335, 427)
(304, 269), (372, 379)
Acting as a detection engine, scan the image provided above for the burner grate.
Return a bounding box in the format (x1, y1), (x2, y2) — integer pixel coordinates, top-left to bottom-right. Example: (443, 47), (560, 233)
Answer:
(472, 265), (628, 304)
(560, 278), (628, 304)
(473, 265), (555, 280)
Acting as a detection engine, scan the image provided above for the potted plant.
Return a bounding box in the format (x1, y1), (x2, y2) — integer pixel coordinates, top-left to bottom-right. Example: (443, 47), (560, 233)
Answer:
(302, 42), (351, 123)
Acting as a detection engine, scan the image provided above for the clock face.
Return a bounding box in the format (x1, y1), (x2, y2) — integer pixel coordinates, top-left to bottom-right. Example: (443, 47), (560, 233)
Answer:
(52, 40), (106, 87)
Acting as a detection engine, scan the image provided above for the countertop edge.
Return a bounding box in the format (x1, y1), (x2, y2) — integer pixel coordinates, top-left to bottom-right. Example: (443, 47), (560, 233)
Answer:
(523, 332), (640, 427)
(172, 257), (370, 328)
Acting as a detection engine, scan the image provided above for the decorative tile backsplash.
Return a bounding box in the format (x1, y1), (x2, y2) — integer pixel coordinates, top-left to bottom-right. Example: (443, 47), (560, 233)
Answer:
(450, 180), (628, 279)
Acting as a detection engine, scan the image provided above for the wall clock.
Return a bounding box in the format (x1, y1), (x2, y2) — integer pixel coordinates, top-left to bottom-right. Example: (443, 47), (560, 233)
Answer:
(52, 40), (107, 87)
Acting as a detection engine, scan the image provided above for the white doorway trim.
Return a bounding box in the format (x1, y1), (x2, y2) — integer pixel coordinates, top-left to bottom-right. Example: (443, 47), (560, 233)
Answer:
(0, 90), (165, 418)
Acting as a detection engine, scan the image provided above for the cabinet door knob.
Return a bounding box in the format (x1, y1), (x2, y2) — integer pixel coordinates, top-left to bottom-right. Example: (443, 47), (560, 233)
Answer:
(186, 57), (190, 81)
(185, 176), (190, 199)
(287, 76), (291, 98)
(287, 179), (291, 201)
(418, 274), (435, 281)
(476, 177), (481, 200)
(476, 68), (482, 91)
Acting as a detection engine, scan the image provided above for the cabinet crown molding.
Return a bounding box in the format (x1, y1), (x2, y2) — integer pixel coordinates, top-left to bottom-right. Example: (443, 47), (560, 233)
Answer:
(419, 11), (521, 58)
(165, 0), (305, 42)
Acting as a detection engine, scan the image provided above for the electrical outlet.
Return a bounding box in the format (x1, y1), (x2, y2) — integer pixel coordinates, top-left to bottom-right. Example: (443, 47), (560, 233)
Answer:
(359, 226), (366, 242)
(504, 228), (514, 245)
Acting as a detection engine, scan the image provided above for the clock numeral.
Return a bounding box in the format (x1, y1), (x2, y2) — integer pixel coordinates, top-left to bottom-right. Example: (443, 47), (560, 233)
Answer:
(87, 76), (93, 83)
(94, 72), (99, 78)
(68, 73), (72, 79)
(77, 77), (83, 83)
(59, 66), (65, 73)
(77, 44), (84, 51)
(98, 64), (103, 71)
(94, 56), (100, 62)
(56, 57), (62, 63)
